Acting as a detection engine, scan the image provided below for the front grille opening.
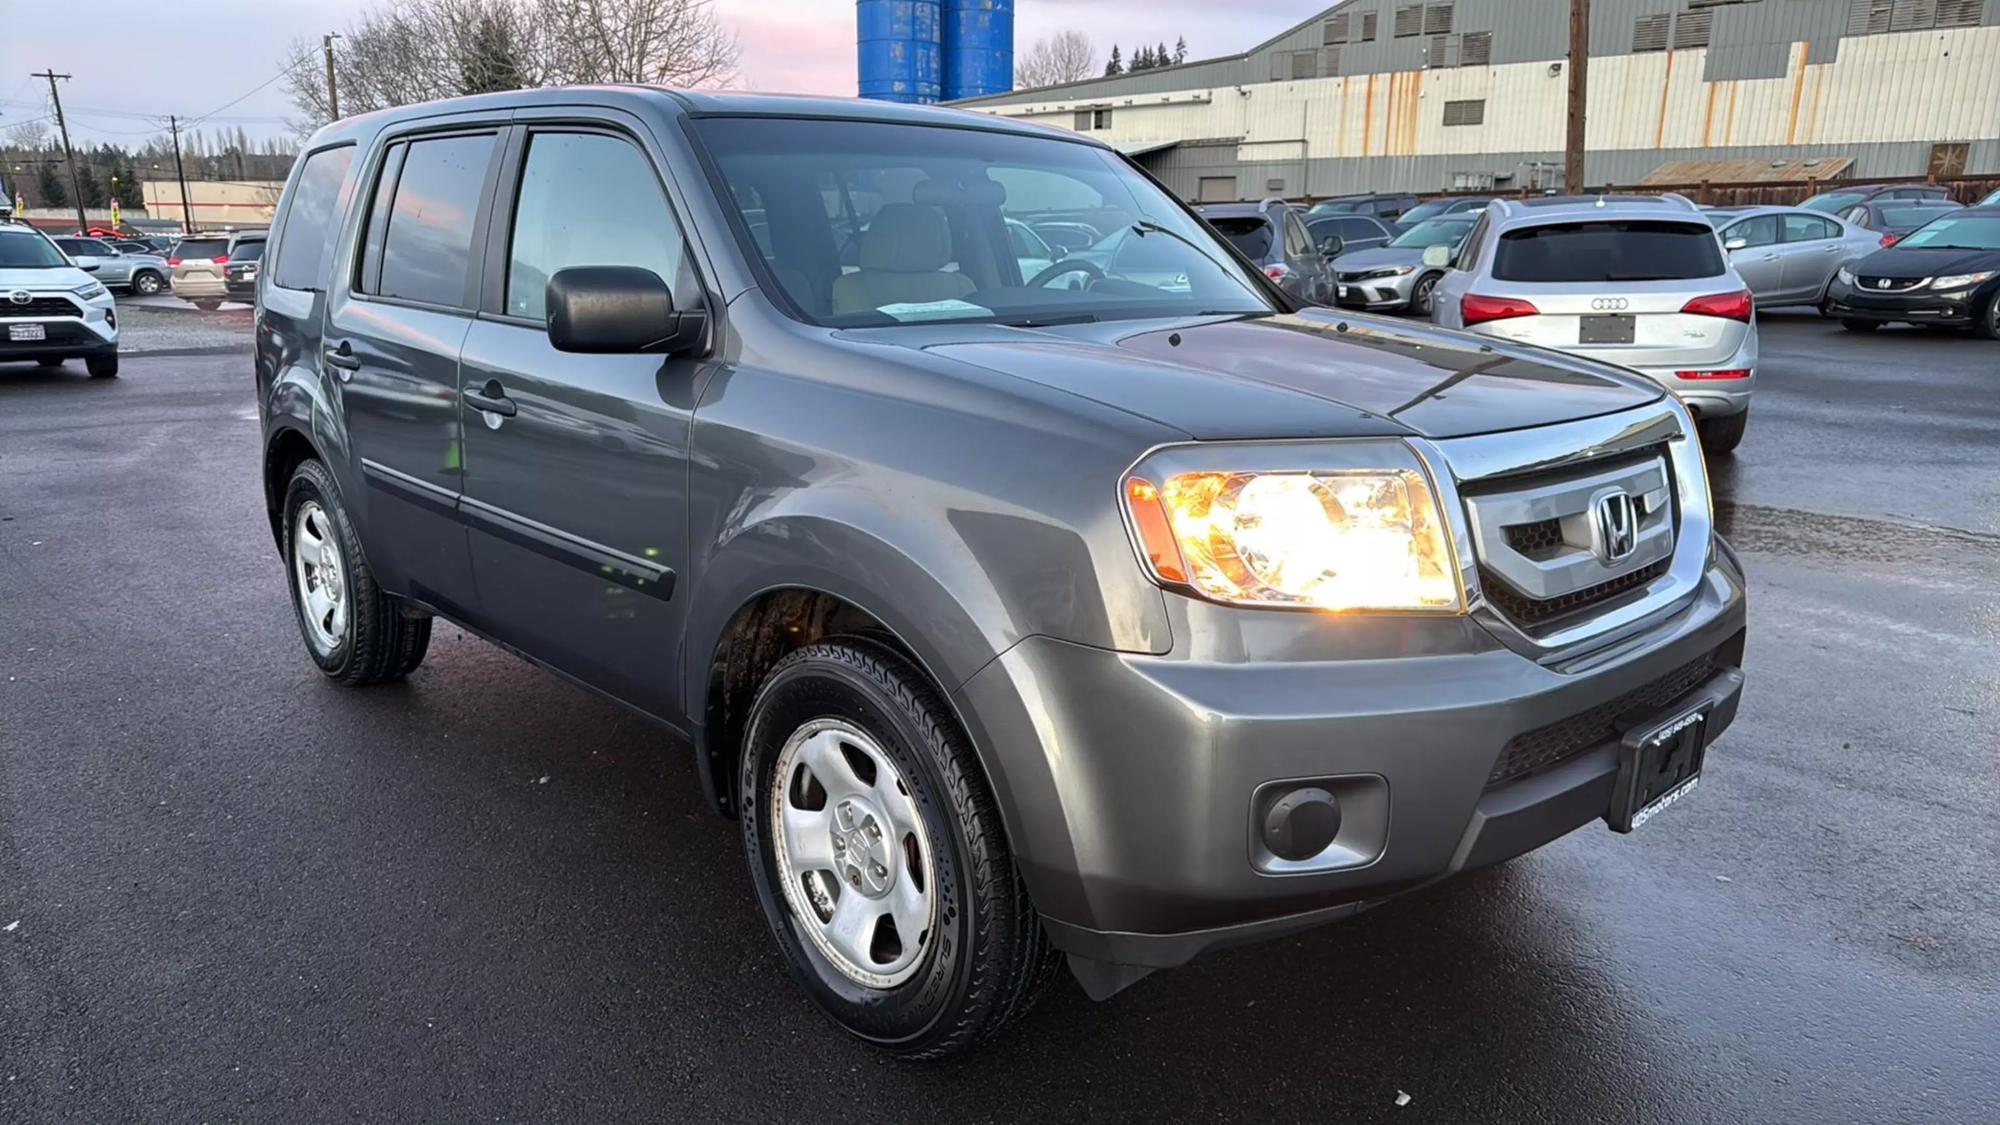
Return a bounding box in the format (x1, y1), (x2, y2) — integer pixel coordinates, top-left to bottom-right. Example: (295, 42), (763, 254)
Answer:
(1486, 652), (1718, 786)
(1503, 517), (1565, 560)
(1, 297), (83, 318)
(1479, 557), (1671, 629)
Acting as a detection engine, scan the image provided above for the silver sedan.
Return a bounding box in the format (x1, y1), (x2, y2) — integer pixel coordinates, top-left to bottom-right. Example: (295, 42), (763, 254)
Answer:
(1703, 206), (1880, 310)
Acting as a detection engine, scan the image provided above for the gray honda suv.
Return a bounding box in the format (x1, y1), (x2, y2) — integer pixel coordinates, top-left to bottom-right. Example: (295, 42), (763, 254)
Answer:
(255, 89), (1748, 1058)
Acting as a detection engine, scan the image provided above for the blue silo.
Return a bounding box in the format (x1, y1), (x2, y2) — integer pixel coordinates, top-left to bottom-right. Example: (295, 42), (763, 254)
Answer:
(857, 1), (942, 104)
(942, 0), (1014, 101)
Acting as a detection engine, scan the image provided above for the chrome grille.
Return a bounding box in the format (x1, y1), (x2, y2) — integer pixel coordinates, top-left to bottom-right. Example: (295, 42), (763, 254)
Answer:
(1462, 450), (1677, 632)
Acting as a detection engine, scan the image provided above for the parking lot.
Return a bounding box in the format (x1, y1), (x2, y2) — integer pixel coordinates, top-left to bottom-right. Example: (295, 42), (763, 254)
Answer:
(2, 302), (1996, 1121)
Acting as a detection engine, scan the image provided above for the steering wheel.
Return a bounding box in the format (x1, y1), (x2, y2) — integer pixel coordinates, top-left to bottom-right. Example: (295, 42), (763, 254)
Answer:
(1026, 259), (1105, 289)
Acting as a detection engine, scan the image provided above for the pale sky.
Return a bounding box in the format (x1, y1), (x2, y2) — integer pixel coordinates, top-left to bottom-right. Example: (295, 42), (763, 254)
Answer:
(0, 0), (1318, 146)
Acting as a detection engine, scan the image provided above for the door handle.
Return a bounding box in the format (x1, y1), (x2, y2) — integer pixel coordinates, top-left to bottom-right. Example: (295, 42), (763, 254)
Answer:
(323, 341), (360, 371)
(463, 380), (518, 418)
(1758, 254), (1779, 262)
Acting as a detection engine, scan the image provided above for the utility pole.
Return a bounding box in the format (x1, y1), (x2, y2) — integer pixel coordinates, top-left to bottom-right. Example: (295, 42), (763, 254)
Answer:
(168, 115), (195, 233)
(31, 69), (88, 234)
(323, 33), (341, 120)
(1564, 0), (1590, 194)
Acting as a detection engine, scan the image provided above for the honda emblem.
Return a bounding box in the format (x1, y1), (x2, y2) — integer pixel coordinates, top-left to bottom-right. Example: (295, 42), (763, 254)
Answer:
(1591, 490), (1639, 564)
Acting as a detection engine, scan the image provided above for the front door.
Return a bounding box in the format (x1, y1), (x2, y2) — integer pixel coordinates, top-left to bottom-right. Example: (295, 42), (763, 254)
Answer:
(1778, 212), (1845, 302)
(456, 124), (706, 719)
(1721, 214), (1782, 302)
(325, 126), (504, 618)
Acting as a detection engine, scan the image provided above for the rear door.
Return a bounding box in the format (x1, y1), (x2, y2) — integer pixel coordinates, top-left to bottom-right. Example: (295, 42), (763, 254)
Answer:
(1777, 212), (1844, 301)
(1477, 218), (1747, 370)
(454, 117), (708, 716)
(324, 124), (505, 619)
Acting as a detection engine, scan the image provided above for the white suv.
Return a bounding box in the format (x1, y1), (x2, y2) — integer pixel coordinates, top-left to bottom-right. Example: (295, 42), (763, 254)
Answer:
(0, 223), (120, 377)
(1428, 195), (1756, 453)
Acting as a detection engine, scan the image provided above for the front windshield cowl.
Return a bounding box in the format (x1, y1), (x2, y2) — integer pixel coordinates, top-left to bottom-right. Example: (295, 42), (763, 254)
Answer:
(692, 117), (1280, 330)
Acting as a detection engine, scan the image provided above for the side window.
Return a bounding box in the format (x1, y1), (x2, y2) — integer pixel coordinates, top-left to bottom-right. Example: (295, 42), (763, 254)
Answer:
(1725, 215), (1779, 248)
(373, 133), (497, 308)
(1782, 214), (1837, 242)
(272, 144), (355, 292)
(82, 239), (113, 255)
(1283, 212), (1311, 256)
(1457, 213), (1491, 270)
(505, 131), (690, 322)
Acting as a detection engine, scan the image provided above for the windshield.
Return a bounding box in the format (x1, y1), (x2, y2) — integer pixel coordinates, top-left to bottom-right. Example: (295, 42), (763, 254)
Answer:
(1493, 220), (1725, 282)
(0, 232), (71, 268)
(1393, 200), (1459, 225)
(1388, 219), (1474, 249)
(1896, 215), (2000, 251)
(1308, 200), (1363, 215)
(1800, 191), (1870, 213)
(694, 118), (1271, 327)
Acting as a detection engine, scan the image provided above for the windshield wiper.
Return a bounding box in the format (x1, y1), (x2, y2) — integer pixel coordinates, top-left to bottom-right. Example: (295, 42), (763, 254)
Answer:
(997, 312), (1100, 327)
(1129, 219), (1247, 285)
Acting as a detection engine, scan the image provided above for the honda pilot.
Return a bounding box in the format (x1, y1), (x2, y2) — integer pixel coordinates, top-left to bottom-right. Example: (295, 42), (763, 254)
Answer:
(255, 89), (1748, 1058)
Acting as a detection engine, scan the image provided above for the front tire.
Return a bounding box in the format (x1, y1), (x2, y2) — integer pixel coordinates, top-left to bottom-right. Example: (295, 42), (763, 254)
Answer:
(132, 270), (164, 296)
(1698, 410), (1748, 455)
(36, 357), (63, 369)
(281, 458), (430, 685)
(740, 638), (1056, 1059)
(1840, 318), (1880, 333)
(86, 353), (118, 379)
(1410, 272), (1440, 317)
(1977, 293), (2000, 342)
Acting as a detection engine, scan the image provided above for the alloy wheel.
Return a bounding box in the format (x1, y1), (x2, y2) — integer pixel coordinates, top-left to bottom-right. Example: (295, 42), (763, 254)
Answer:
(770, 718), (937, 989)
(291, 501), (348, 655)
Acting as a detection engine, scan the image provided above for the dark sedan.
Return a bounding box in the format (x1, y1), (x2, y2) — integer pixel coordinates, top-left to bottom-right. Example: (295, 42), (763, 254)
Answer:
(1821, 206), (2000, 337)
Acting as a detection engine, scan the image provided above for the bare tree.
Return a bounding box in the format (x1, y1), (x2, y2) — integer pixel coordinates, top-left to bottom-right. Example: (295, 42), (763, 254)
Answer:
(285, 0), (736, 131)
(1015, 30), (1097, 90)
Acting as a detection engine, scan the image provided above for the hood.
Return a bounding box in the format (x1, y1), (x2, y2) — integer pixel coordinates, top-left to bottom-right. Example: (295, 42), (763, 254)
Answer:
(1854, 245), (2000, 278)
(0, 265), (94, 292)
(1331, 246), (1422, 272)
(916, 310), (1662, 441)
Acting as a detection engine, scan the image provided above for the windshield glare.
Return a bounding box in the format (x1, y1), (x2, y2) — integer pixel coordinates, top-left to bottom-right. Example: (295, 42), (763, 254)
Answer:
(1388, 219), (1474, 249)
(694, 118), (1272, 328)
(0, 232), (71, 269)
(1897, 215), (2000, 251)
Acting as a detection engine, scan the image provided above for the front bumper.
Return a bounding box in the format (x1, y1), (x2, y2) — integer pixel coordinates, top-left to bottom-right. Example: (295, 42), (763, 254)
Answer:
(0, 299), (119, 360)
(958, 543), (1747, 980)
(1335, 270), (1418, 311)
(1823, 278), (1990, 325)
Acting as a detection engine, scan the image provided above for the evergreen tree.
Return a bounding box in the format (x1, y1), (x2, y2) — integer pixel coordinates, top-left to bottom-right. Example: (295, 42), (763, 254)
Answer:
(461, 11), (528, 94)
(1133, 46), (1153, 70)
(74, 163), (106, 209)
(1174, 36), (1187, 64)
(36, 162), (66, 209)
(1156, 42), (1170, 68)
(1104, 45), (1123, 76)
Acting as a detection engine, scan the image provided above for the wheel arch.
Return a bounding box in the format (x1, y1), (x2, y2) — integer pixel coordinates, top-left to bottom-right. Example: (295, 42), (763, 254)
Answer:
(263, 425), (322, 547)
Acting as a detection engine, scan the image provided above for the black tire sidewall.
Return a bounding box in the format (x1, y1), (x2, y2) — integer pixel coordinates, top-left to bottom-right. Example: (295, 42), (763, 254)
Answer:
(1412, 272), (1439, 315)
(740, 644), (978, 1051)
(282, 461), (360, 676)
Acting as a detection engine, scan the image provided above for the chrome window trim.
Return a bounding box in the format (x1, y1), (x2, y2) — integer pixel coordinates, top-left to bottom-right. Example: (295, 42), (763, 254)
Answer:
(1410, 399), (1712, 665)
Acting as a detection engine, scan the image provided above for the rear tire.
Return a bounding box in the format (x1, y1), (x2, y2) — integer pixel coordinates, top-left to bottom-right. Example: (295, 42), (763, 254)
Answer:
(1839, 318), (1880, 333)
(740, 637), (1057, 1059)
(281, 458), (431, 686)
(192, 299), (221, 311)
(1698, 411), (1748, 456)
(131, 270), (164, 296)
(86, 354), (118, 378)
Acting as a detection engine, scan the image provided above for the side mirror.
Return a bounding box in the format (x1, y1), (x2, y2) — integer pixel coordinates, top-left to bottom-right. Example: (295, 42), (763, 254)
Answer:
(1319, 235), (1344, 258)
(1723, 237), (1748, 252)
(545, 266), (704, 355)
(1421, 245), (1452, 269)
(76, 257), (101, 272)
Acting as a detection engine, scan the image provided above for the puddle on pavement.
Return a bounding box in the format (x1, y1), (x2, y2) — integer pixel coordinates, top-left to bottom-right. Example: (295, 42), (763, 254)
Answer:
(1715, 500), (2000, 569)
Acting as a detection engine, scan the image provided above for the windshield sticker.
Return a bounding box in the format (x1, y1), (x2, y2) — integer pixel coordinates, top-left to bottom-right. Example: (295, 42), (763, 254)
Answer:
(876, 300), (991, 322)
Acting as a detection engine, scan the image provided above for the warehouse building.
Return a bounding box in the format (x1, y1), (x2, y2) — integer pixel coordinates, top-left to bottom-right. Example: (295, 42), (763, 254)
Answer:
(949, 0), (2000, 201)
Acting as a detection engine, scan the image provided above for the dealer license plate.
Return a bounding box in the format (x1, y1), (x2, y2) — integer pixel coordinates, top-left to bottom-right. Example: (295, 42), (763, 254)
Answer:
(8, 323), (47, 342)
(1607, 700), (1709, 832)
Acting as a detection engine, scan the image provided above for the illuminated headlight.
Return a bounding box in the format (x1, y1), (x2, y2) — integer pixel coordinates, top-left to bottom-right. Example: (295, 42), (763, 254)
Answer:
(1124, 445), (1463, 612)
(1362, 266), (1416, 280)
(71, 281), (109, 301)
(1931, 270), (1995, 290)
(1836, 266), (1856, 286)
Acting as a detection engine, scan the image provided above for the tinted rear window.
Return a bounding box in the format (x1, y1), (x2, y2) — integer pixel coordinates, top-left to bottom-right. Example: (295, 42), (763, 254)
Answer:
(1493, 220), (1724, 283)
(1878, 205), (1960, 231)
(232, 239), (267, 262)
(376, 133), (496, 307)
(1209, 216), (1273, 259)
(273, 145), (353, 290)
(175, 238), (230, 259)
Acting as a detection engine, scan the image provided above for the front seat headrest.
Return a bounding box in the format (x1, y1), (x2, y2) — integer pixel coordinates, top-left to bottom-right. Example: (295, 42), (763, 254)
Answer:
(858, 203), (955, 274)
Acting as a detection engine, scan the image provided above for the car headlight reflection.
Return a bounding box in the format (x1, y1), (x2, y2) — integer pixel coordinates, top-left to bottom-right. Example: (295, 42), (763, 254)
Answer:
(1126, 467), (1463, 612)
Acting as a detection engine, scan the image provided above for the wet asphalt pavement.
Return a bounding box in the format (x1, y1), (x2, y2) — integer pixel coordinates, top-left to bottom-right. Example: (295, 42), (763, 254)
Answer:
(1, 306), (1996, 1122)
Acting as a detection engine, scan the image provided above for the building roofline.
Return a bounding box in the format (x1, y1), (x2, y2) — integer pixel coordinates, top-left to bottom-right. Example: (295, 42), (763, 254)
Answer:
(946, 0), (1356, 107)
